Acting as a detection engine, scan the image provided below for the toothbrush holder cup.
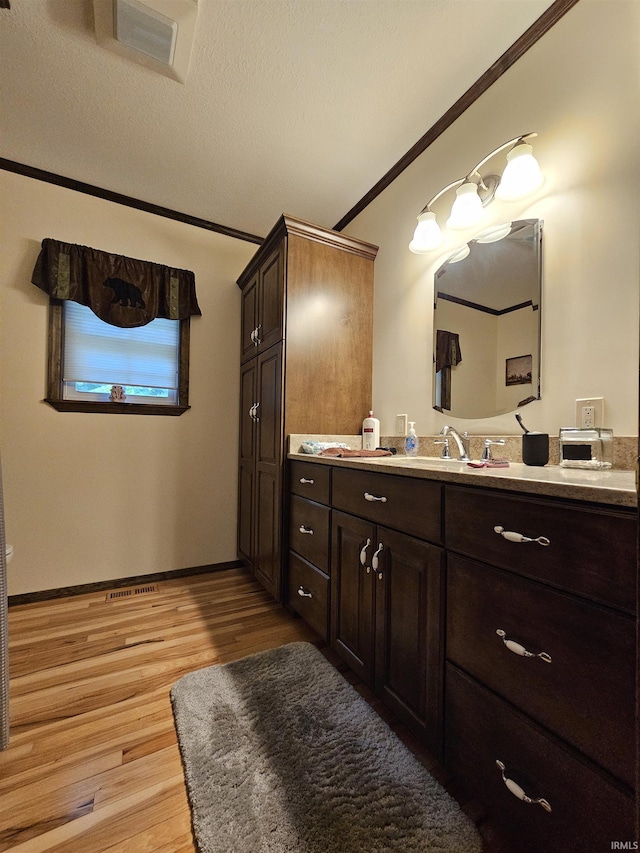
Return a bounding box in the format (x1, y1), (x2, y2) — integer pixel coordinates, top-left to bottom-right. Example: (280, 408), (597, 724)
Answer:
(522, 432), (549, 466)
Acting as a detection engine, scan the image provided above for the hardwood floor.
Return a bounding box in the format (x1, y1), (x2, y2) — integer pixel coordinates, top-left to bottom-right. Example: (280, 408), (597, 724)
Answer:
(0, 568), (490, 852)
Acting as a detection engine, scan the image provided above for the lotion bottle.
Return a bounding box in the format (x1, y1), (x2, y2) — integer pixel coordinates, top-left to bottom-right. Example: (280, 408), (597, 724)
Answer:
(362, 411), (380, 450)
(404, 422), (418, 456)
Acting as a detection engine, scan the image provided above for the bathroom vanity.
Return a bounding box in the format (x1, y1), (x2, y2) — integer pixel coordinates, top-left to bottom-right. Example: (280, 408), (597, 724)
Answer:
(236, 216), (377, 601)
(286, 452), (637, 853)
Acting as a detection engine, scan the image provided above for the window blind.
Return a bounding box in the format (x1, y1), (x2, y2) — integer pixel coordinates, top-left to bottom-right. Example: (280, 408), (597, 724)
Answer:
(63, 301), (179, 389)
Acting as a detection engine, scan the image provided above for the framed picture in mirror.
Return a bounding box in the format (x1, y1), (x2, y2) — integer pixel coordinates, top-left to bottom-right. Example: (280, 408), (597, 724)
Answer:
(506, 354), (532, 386)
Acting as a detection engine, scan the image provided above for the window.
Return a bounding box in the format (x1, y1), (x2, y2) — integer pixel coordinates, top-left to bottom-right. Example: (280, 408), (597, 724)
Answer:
(46, 299), (191, 415)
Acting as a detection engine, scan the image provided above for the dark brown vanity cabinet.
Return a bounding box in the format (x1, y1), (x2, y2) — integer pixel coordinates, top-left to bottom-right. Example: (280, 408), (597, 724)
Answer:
(286, 462), (637, 851)
(287, 461), (331, 640)
(330, 468), (445, 758)
(237, 215), (377, 601)
(444, 485), (636, 852)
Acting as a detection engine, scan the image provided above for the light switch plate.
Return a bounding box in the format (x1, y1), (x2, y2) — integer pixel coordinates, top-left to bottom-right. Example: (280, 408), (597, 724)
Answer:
(396, 414), (408, 436)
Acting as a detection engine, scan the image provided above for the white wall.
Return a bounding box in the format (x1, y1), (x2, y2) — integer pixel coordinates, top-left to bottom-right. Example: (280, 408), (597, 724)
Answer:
(0, 172), (255, 595)
(344, 0), (640, 438)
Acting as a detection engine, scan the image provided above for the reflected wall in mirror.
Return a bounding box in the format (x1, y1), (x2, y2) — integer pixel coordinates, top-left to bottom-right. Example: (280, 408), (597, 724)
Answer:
(433, 219), (542, 420)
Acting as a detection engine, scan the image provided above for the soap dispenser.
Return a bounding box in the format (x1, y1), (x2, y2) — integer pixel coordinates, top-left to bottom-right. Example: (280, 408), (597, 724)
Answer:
(404, 422), (418, 456)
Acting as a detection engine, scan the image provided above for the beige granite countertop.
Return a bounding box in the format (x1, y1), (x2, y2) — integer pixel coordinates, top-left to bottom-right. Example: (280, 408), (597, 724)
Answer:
(288, 451), (637, 508)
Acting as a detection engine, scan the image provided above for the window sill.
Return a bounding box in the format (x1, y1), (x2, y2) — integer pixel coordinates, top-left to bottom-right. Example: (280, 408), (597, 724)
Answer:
(44, 399), (190, 416)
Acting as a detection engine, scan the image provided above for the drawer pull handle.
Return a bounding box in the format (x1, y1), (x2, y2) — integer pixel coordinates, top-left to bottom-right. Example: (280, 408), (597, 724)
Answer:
(496, 760), (552, 813)
(297, 586), (313, 598)
(299, 477), (315, 485)
(494, 525), (550, 546)
(364, 492), (387, 503)
(299, 525), (314, 535)
(360, 538), (371, 573)
(372, 543), (384, 579)
(496, 629), (552, 663)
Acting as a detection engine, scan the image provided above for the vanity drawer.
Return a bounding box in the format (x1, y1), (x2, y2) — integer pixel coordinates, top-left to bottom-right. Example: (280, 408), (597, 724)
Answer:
(332, 467), (442, 544)
(289, 495), (330, 573)
(288, 553), (329, 640)
(290, 460), (331, 504)
(445, 664), (634, 853)
(445, 485), (636, 612)
(447, 554), (635, 786)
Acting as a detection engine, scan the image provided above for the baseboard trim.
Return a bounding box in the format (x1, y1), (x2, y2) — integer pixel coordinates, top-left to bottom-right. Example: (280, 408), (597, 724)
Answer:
(8, 561), (245, 607)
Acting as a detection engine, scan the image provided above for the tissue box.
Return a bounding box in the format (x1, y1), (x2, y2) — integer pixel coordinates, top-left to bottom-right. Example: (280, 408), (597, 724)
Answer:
(559, 428), (613, 469)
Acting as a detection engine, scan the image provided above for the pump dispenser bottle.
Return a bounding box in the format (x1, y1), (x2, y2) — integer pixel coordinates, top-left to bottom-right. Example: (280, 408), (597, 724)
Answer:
(404, 422), (418, 456)
(362, 411), (380, 450)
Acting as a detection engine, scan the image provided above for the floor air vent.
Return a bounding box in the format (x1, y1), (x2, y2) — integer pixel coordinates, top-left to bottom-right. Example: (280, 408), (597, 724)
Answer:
(106, 584), (159, 602)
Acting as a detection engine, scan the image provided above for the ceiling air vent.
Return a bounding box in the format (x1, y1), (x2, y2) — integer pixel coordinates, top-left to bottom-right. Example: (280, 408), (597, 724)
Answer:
(114, 0), (178, 67)
(93, 0), (198, 83)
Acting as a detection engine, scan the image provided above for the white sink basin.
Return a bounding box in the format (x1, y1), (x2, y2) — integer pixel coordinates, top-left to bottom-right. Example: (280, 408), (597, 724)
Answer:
(384, 455), (468, 466)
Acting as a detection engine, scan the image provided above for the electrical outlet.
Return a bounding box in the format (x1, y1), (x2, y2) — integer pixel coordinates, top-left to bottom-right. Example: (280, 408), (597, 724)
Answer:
(575, 397), (604, 428)
(396, 414), (408, 436)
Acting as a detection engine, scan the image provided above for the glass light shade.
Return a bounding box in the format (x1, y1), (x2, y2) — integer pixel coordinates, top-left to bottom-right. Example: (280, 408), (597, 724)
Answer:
(495, 142), (544, 202)
(409, 211), (443, 253)
(447, 244), (471, 264)
(475, 223), (512, 244)
(446, 182), (484, 230)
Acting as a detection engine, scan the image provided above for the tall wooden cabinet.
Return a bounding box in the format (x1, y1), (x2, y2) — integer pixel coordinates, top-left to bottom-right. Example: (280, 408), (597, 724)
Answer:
(237, 215), (378, 600)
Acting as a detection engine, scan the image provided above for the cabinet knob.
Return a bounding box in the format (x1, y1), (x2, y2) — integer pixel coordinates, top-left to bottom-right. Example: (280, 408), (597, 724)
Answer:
(252, 401), (260, 422)
(364, 492), (387, 503)
(495, 760), (552, 813)
(496, 629), (552, 663)
(494, 525), (550, 546)
(371, 543), (383, 571)
(297, 586), (313, 599)
(299, 525), (314, 535)
(253, 324), (261, 345)
(299, 478), (315, 485)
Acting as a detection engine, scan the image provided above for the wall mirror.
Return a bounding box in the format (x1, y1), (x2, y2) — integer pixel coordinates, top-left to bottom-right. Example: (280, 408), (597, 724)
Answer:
(433, 219), (542, 420)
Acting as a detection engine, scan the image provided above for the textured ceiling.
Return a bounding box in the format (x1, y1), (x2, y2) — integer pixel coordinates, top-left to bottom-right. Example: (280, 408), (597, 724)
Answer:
(0, 0), (555, 241)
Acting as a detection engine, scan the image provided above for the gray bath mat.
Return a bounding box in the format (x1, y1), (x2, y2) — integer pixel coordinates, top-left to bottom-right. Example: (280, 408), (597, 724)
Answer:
(171, 641), (482, 853)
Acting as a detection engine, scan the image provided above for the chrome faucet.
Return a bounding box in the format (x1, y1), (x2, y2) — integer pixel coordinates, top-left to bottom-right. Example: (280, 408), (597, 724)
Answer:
(439, 426), (471, 461)
(482, 438), (506, 461)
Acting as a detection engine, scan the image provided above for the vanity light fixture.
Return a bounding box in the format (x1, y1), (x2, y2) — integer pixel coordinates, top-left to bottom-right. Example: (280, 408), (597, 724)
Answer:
(409, 133), (543, 254)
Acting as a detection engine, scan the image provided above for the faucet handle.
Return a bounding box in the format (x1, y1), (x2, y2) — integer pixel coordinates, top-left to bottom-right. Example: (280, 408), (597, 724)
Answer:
(482, 438), (506, 461)
(434, 438), (451, 459)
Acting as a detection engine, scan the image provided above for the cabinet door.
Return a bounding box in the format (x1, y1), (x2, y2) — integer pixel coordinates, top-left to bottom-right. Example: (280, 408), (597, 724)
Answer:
(240, 274), (258, 363)
(331, 510), (376, 684)
(237, 360), (256, 564)
(373, 526), (444, 759)
(253, 345), (283, 599)
(257, 243), (284, 352)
